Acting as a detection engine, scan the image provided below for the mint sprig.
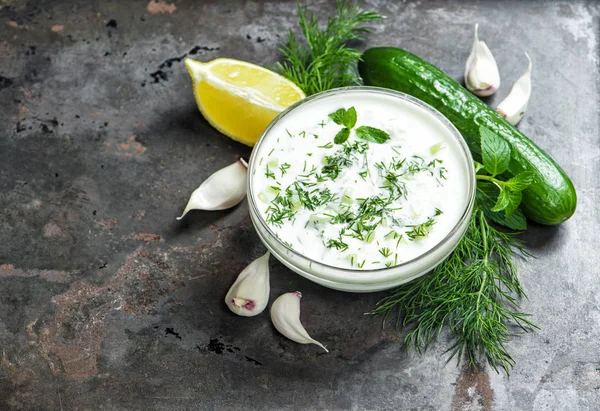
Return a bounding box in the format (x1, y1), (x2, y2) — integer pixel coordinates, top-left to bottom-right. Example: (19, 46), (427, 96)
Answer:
(477, 126), (534, 223)
(476, 183), (527, 230)
(326, 106), (389, 146)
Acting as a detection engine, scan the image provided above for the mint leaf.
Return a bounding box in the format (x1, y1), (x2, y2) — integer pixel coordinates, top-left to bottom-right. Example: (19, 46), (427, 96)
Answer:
(480, 126), (511, 176)
(334, 128), (350, 144)
(476, 184), (527, 230)
(491, 188), (510, 212)
(329, 107), (357, 129)
(491, 188), (522, 217)
(503, 190), (522, 217)
(503, 171), (534, 192)
(343, 107), (357, 129)
(328, 108), (346, 125)
(356, 126), (390, 144)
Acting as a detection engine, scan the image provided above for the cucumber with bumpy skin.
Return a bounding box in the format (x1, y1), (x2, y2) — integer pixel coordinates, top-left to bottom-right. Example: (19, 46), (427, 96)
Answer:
(358, 47), (576, 225)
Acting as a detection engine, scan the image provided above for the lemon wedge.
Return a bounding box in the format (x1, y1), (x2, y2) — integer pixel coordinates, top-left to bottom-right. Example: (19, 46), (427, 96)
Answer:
(184, 58), (306, 146)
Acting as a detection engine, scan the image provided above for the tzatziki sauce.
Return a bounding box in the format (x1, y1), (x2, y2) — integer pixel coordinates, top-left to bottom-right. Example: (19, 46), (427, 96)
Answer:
(251, 90), (470, 270)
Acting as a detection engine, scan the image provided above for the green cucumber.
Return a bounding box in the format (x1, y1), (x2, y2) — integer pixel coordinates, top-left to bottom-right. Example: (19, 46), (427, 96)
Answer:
(358, 47), (576, 225)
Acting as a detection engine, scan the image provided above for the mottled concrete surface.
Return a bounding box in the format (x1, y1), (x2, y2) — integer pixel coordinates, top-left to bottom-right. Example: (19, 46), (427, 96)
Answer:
(0, 0), (598, 410)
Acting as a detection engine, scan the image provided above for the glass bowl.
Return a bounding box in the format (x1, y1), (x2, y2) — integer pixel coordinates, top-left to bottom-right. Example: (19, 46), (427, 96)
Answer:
(247, 87), (475, 292)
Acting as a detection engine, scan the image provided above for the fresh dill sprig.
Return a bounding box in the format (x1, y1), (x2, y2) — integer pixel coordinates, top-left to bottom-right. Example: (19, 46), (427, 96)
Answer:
(370, 126), (538, 374)
(276, 1), (383, 96)
(371, 206), (537, 374)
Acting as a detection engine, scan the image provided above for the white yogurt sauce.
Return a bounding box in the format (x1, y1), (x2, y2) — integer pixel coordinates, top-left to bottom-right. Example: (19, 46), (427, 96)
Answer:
(251, 91), (470, 270)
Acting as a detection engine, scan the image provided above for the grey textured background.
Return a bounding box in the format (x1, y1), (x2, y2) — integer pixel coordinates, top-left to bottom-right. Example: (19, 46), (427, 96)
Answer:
(0, 1), (599, 410)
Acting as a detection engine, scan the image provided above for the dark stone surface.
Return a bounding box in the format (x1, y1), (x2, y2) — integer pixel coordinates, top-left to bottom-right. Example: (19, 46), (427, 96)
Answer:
(0, 0), (598, 410)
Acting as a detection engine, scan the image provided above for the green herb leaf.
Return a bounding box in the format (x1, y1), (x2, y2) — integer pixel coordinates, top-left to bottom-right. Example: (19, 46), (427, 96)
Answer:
(356, 126), (390, 144)
(477, 183), (527, 230)
(490, 188), (510, 212)
(503, 190), (522, 217)
(491, 188), (522, 217)
(480, 126), (511, 176)
(329, 106), (358, 129)
(334, 127), (350, 144)
(503, 171), (535, 192)
(344, 106), (357, 128)
(328, 108), (346, 125)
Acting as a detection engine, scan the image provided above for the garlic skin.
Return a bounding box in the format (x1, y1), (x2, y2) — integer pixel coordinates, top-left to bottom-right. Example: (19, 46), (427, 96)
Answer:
(270, 292), (328, 352)
(496, 53), (532, 125)
(465, 24), (500, 97)
(225, 251), (270, 317)
(177, 158), (248, 219)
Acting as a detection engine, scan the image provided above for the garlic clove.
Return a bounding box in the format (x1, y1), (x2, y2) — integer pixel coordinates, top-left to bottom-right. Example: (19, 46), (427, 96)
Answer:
(496, 52), (533, 125)
(177, 158), (248, 219)
(270, 291), (328, 352)
(465, 24), (500, 97)
(225, 251), (270, 317)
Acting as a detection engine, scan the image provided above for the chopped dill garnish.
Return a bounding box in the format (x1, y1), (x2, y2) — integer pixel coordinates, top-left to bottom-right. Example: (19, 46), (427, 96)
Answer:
(325, 238), (349, 252)
(379, 247), (392, 258)
(321, 141), (368, 181)
(265, 165), (276, 180)
(279, 162), (291, 176)
(405, 217), (436, 240)
(265, 192), (295, 227)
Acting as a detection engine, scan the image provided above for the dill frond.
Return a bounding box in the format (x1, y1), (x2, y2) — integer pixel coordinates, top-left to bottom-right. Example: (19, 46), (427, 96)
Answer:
(277, 1), (383, 96)
(371, 205), (537, 375)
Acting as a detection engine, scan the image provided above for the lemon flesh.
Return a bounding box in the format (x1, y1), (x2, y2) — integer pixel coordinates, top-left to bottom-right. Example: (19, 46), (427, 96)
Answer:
(185, 58), (306, 146)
